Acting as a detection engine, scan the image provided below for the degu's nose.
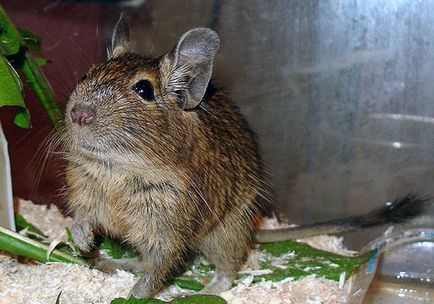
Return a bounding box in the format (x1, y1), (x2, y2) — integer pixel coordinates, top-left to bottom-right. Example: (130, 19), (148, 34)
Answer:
(70, 105), (96, 126)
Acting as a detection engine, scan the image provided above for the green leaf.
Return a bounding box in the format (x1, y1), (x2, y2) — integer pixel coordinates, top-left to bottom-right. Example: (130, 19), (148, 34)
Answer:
(163, 241), (375, 292)
(34, 56), (49, 67)
(105, 240), (374, 297)
(110, 295), (226, 304)
(100, 237), (139, 259)
(14, 213), (45, 236)
(18, 28), (42, 51)
(255, 240), (375, 281)
(110, 298), (165, 304)
(65, 227), (81, 253)
(0, 6), (62, 129)
(0, 6), (31, 129)
(0, 54), (23, 105)
(13, 107), (31, 128)
(171, 295), (226, 304)
(0, 5), (21, 56)
(0, 225), (86, 264)
(21, 52), (63, 130)
(0, 54), (31, 128)
(172, 278), (205, 291)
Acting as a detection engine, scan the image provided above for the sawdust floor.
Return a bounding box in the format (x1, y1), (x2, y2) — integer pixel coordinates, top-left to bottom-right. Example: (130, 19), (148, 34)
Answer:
(0, 201), (355, 304)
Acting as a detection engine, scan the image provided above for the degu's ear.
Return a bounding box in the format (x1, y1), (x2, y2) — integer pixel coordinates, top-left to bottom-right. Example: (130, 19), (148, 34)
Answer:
(108, 14), (130, 59)
(165, 28), (220, 110)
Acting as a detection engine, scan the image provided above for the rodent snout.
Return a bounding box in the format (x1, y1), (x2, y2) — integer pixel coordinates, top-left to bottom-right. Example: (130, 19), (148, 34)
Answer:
(70, 105), (96, 126)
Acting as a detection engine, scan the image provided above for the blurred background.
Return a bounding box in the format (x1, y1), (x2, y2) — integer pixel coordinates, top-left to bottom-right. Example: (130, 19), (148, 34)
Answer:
(1, 0), (434, 249)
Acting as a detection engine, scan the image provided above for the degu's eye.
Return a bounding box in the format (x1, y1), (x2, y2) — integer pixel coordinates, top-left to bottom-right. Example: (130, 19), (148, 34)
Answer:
(132, 79), (154, 101)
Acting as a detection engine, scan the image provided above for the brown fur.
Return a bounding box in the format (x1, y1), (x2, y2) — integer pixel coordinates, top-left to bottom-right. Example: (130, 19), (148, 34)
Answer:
(64, 49), (265, 297)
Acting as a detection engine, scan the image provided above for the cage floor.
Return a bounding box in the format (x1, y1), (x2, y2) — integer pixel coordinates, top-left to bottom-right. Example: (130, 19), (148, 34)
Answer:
(0, 201), (352, 304)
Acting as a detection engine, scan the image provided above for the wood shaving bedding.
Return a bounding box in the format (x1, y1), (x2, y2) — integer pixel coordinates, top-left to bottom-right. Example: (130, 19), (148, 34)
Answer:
(220, 276), (346, 304)
(298, 235), (357, 256)
(0, 201), (352, 304)
(258, 215), (357, 256)
(0, 255), (136, 304)
(18, 200), (74, 242)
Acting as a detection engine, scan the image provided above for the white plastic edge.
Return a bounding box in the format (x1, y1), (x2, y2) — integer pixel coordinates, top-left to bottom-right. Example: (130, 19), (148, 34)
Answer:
(0, 121), (15, 231)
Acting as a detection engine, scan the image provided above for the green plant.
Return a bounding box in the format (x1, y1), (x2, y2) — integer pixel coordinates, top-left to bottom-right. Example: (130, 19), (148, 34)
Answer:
(0, 224), (85, 264)
(110, 295), (227, 304)
(0, 5), (63, 129)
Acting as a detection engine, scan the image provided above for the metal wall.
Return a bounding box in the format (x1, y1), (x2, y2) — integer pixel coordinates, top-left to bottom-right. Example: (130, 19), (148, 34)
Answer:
(118, 0), (434, 223)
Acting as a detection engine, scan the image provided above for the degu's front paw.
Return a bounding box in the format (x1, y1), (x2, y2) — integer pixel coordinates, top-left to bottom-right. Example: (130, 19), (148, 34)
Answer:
(92, 257), (119, 273)
(71, 221), (94, 252)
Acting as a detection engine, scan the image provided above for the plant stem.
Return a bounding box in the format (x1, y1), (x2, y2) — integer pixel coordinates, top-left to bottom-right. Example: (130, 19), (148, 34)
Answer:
(21, 52), (64, 130)
(0, 225), (85, 265)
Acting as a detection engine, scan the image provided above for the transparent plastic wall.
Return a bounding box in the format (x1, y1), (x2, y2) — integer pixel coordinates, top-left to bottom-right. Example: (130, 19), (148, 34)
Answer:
(3, 1), (434, 235)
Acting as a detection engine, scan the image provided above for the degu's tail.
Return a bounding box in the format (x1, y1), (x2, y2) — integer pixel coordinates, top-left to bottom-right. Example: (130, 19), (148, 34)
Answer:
(254, 194), (432, 243)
